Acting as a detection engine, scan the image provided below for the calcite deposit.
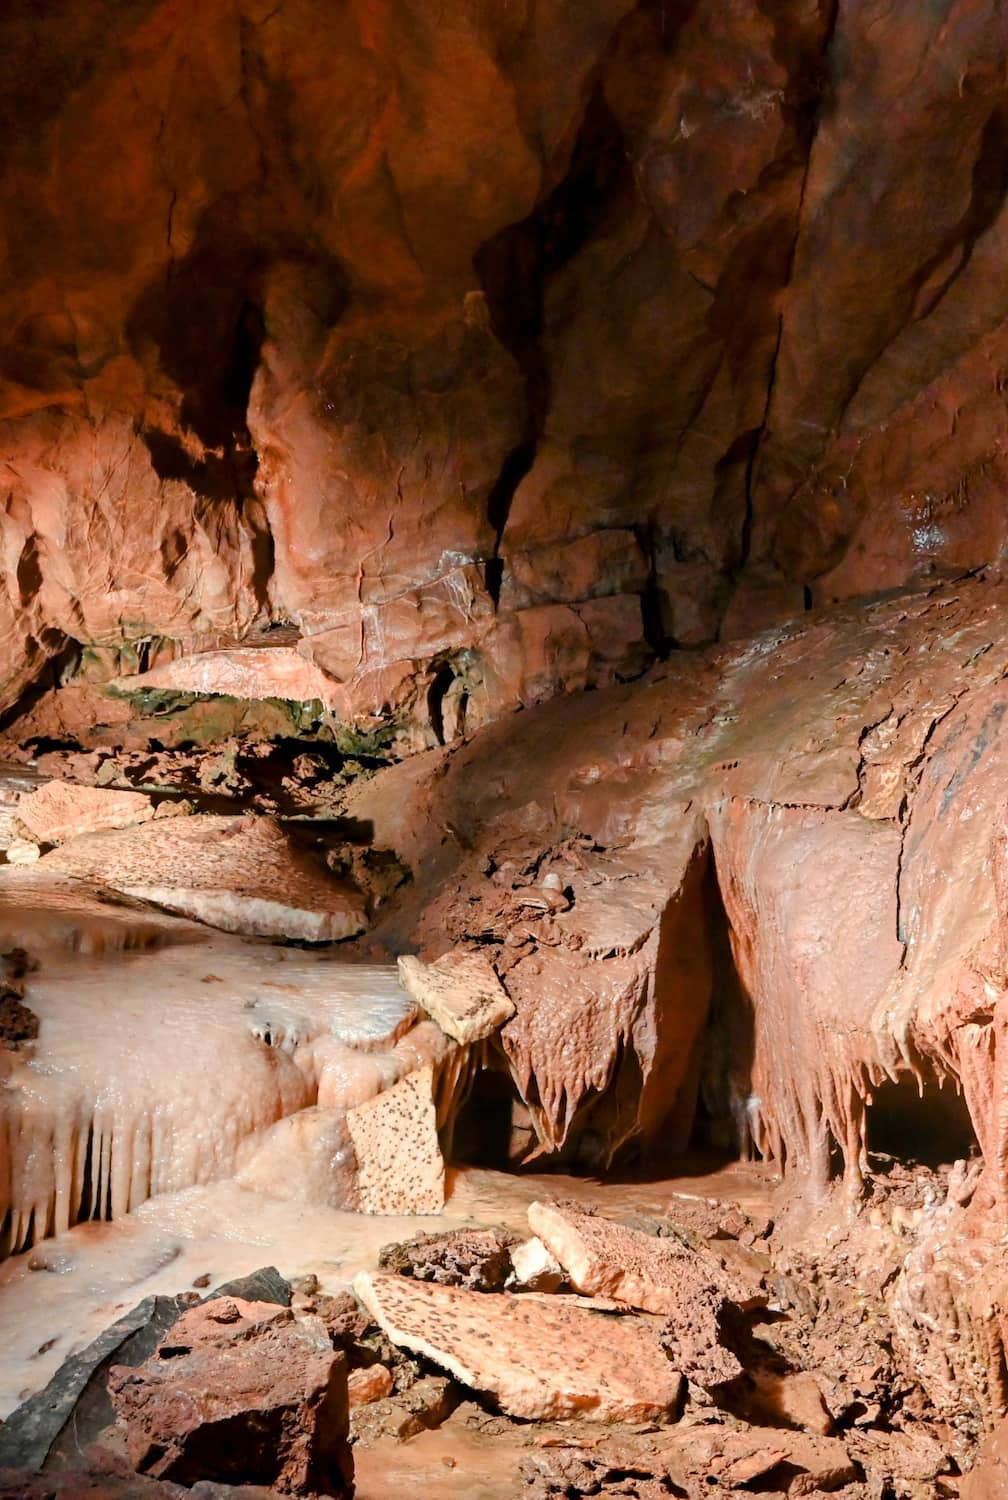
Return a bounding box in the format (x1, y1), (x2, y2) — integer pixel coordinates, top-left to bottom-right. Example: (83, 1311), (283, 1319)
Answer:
(1, 0), (1008, 1493)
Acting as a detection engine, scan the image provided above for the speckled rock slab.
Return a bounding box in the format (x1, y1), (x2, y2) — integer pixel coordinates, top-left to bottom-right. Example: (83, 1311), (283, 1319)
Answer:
(352, 1271), (683, 1422)
(346, 1064), (444, 1214)
(38, 815), (366, 942)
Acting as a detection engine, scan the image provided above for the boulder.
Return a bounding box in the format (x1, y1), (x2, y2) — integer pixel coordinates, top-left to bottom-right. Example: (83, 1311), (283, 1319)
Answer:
(397, 949), (515, 1044)
(353, 1271), (683, 1423)
(111, 647), (338, 709)
(39, 816), (366, 942)
(108, 1296), (352, 1496)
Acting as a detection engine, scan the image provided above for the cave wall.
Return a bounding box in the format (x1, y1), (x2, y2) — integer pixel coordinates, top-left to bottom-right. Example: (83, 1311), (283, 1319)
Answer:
(2, 0), (1008, 731)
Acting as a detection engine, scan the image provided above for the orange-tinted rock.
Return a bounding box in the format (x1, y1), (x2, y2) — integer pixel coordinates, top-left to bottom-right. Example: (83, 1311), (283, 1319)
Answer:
(108, 1296), (352, 1495)
(16, 781), (154, 845)
(963, 1423), (1008, 1499)
(4, 2), (1006, 732)
(347, 1364), (393, 1408)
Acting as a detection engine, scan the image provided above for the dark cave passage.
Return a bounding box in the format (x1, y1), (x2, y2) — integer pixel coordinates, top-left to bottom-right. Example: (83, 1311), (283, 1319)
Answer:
(866, 1070), (978, 1170)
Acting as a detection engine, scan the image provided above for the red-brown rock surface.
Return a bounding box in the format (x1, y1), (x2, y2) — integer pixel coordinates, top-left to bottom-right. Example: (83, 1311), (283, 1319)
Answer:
(108, 1296), (352, 1495)
(2, 2), (1007, 738)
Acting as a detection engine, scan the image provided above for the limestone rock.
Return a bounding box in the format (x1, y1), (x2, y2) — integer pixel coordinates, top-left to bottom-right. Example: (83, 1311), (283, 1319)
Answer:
(346, 1064), (445, 1215)
(528, 1199), (763, 1391)
(508, 1237), (565, 1293)
(528, 1200), (760, 1315)
(108, 1296), (352, 1495)
(349, 1372), (460, 1445)
(378, 1227), (514, 1291)
(353, 1271), (683, 1423)
(111, 648), (339, 709)
(38, 816), (366, 942)
(347, 1364), (393, 1408)
(16, 782), (154, 846)
(234, 1107), (359, 1211)
(4, 839), (40, 865)
(397, 949), (515, 1044)
(0, 1452), (187, 1498)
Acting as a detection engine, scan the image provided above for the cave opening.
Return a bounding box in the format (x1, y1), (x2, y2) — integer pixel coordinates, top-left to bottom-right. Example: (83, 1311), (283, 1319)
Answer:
(865, 1070), (978, 1171)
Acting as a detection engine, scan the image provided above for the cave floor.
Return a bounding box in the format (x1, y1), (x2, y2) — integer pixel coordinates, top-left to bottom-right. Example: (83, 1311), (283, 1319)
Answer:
(0, 1157), (775, 1418)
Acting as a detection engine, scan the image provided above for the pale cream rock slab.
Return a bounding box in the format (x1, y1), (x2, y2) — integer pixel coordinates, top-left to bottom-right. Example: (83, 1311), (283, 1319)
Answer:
(347, 1064), (445, 1214)
(352, 1271), (683, 1422)
(527, 1200), (759, 1315)
(38, 815), (366, 942)
(397, 948), (514, 1044)
(508, 1236), (563, 1292)
(111, 646), (339, 707)
(5, 839), (40, 865)
(16, 781), (154, 845)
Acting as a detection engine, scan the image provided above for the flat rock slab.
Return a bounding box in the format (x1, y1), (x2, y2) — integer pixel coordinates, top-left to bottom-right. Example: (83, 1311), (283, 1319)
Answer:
(528, 1199), (759, 1314)
(353, 1271), (683, 1422)
(529, 1200), (763, 1390)
(39, 815), (366, 942)
(16, 781), (155, 845)
(108, 1296), (352, 1496)
(347, 1064), (445, 1214)
(398, 949), (514, 1044)
(111, 647), (339, 708)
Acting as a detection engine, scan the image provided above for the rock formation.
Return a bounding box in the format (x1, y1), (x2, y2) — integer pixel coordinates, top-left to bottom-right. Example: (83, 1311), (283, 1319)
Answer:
(1, 0), (1008, 1492)
(2, 0), (1008, 738)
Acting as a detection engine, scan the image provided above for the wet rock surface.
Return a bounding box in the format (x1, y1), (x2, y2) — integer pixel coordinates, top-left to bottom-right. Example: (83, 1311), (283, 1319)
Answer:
(1, 3), (1007, 733)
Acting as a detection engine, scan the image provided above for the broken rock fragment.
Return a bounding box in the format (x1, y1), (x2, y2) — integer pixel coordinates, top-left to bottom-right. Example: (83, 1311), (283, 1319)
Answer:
(107, 1296), (353, 1496)
(378, 1226), (514, 1290)
(39, 815), (366, 942)
(346, 1063), (445, 1214)
(528, 1200), (760, 1314)
(350, 1372), (460, 1444)
(353, 1271), (683, 1422)
(529, 1200), (762, 1391)
(397, 947), (514, 1044)
(16, 781), (154, 846)
(508, 1236), (565, 1292)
